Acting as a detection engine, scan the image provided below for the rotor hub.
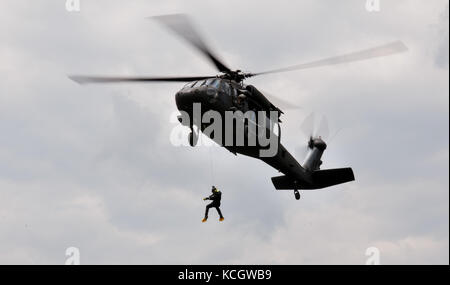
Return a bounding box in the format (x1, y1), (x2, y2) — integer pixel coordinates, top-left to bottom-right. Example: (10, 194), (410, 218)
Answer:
(219, 70), (253, 82)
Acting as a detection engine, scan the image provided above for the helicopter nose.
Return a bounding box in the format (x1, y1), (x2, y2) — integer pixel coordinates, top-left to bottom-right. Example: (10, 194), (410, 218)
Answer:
(175, 89), (197, 111)
(176, 87), (216, 112)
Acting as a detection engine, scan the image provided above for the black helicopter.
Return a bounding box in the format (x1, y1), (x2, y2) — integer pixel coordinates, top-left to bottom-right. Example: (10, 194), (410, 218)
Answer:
(70, 14), (407, 200)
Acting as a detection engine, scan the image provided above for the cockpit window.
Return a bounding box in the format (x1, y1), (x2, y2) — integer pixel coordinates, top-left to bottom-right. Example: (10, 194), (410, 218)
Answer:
(222, 81), (231, 96)
(186, 81), (198, 88)
(192, 81), (202, 87)
(210, 79), (221, 89)
(204, 78), (215, 86)
(183, 81), (195, 88)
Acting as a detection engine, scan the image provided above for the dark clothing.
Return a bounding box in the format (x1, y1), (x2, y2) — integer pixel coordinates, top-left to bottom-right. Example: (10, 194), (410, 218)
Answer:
(204, 191), (223, 219)
(205, 202), (224, 219)
(206, 191), (222, 205)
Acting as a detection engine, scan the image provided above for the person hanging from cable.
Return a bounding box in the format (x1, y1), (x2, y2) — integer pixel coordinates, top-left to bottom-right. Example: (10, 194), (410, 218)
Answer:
(202, 186), (224, 222)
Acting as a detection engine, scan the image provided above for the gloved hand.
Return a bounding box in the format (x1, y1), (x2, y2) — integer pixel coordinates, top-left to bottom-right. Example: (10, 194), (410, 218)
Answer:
(203, 197), (207, 201)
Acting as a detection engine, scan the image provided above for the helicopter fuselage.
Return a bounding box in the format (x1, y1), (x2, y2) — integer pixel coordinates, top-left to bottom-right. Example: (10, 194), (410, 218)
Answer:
(175, 77), (319, 188)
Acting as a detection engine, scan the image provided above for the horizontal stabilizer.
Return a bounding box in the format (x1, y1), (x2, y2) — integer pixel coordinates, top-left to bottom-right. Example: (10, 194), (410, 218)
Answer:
(310, 167), (355, 189)
(271, 175), (298, 190)
(272, 167), (355, 190)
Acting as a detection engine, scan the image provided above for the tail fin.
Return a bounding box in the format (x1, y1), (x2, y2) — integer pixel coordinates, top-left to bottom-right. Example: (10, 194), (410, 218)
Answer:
(272, 167), (355, 190)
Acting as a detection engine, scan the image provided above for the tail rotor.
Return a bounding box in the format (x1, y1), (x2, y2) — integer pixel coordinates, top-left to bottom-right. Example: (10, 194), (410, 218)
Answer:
(297, 112), (330, 163)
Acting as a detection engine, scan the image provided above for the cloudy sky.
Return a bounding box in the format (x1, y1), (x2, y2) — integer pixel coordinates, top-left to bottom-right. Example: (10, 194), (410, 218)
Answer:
(0, 0), (448, 264)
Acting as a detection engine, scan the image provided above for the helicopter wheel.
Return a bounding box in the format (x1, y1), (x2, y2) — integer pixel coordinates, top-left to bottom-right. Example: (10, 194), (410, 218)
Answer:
(189, 130), (198, 147)
(294, 189), (301, 200)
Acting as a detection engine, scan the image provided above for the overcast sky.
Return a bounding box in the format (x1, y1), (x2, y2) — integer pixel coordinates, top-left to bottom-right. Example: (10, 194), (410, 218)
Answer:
(0, 0), (448, 264)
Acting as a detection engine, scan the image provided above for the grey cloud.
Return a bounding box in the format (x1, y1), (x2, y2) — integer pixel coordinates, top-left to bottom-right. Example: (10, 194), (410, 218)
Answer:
(0, 0), (448, 264)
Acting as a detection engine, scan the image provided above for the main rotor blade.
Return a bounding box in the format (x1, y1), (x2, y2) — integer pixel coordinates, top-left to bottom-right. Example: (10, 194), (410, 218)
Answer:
(260, 89), (301, 110)
(68, 75), (214, 84)
(250, 41), (408, 76)
(151, 14), (232, 74)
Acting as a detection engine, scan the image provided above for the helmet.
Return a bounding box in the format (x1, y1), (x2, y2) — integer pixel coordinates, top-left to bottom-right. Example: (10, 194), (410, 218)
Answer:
(211, 186), (218, 193)
(238, 94), (247, 100)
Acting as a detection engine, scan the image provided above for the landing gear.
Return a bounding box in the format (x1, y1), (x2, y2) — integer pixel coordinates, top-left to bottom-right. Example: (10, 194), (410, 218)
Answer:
(189, 130), (198, 147)
(294, 189), (301, 200)
(293, 181), (301, 200)
(188, 123), (199, 147)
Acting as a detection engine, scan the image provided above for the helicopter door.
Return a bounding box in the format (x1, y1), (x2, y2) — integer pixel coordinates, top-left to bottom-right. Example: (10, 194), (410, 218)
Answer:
(219, 81), (234, 107)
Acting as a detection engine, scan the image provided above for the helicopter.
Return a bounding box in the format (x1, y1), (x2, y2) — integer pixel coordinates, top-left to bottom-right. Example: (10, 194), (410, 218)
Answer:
(70, 14), (407, 200)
